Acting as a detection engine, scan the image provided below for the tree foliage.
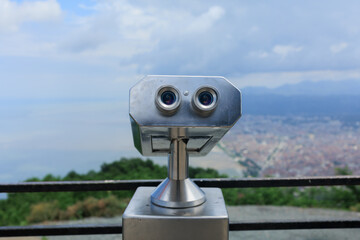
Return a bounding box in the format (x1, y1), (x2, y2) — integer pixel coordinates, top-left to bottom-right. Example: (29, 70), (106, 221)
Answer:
(0, 158), (358, 226)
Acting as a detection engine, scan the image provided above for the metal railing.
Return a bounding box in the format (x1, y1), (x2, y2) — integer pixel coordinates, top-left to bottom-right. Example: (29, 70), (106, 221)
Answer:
(1, 176), (360, 237)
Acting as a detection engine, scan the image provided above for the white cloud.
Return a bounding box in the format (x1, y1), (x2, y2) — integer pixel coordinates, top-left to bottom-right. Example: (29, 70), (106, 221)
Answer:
(0, 0), (62, 32)
(330, 42), (348, 53)
(187, 6), (225, 33)
(1, 1), (360, 78)
(273, 45), (303, 58)
(57, 2), (226, 59)
(56, 1), (161, 57)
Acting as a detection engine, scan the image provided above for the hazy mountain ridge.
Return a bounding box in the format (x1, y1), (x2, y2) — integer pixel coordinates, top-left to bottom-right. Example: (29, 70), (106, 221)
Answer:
(243, 94), (360, 116)
(241, 80), (360, 116)
(242, 79), (360, 96)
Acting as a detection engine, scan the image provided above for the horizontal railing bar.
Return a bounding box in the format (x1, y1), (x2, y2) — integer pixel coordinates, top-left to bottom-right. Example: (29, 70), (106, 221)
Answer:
(196, 176), (360, 188)
(229, 219), (360, 231)
(1, 220), (360, 237)
(0, 179), (161, 193)
(0, 224), (121, 237)
(1, 176), (360, 193)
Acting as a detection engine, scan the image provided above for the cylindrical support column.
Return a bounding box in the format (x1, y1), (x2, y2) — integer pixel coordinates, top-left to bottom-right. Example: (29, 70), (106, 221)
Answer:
(150, 136), (206, 208)
(168, 139), (189, 181)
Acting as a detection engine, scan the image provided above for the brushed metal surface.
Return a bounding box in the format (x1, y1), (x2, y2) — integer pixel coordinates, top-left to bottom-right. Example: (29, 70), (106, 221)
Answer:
(129, 75), (242, 156)
(151, 178), (206, 208)
(122, 187), (229, 240)
(150, 138), (206, 208)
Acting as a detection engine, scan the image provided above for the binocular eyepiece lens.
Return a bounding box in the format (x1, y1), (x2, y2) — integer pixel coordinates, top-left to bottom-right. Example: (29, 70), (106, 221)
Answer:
(198, 91), (213, 106)
(156, 86), (181, 114)
(193, 87), (218, 114)
(161, 91), (176, 105)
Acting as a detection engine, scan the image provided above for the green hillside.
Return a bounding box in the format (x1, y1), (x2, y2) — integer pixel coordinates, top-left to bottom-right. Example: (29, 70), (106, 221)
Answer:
(0, 158), (359, 226)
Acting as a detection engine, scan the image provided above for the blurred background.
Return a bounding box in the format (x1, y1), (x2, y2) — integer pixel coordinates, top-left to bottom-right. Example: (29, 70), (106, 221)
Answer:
(1, 0), (359, 182)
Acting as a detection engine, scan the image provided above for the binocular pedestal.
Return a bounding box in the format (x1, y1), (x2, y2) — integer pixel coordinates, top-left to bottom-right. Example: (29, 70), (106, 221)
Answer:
(122, 187), (228, 240)
(125, 75), (241, 239)
(122, 138), (229, 240)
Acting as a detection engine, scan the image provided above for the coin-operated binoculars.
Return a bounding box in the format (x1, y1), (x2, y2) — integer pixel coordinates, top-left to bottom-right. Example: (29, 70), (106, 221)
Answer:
(122, 75), (241, 240)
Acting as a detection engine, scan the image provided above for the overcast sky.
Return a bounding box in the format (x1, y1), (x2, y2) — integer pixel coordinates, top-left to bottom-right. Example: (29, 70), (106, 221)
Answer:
(1, 0), (360, 182)
(1, 0), (360, 94)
